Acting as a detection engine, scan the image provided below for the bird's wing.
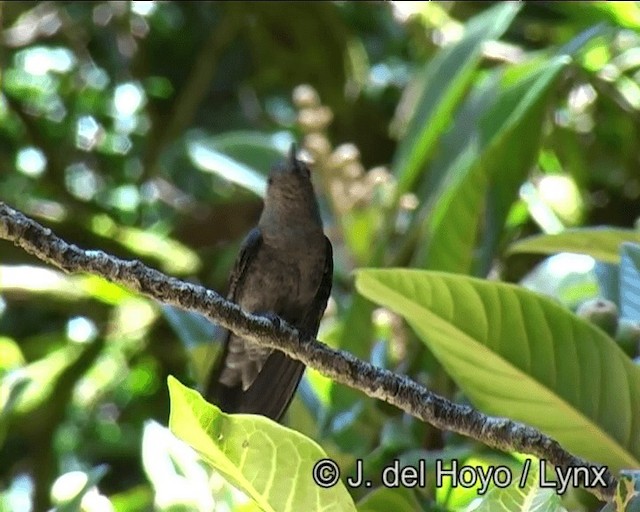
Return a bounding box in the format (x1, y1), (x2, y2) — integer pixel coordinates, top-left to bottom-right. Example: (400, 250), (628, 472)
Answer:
(300, 235), (333, 336)
(205, 228), (263, 398)
(219, 236), (333, 421)
(227, 227), (263, 301)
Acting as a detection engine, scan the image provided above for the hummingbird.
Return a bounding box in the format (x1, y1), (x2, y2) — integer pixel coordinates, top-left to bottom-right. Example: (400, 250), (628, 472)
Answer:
(205, 144), (333, 421)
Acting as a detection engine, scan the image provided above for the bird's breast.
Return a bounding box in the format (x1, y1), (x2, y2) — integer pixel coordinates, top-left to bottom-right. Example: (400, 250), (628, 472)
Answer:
(236, 237), (325, 321)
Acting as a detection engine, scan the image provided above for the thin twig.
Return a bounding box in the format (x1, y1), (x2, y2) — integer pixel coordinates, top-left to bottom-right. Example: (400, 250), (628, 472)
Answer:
(0, 201), (616, 501)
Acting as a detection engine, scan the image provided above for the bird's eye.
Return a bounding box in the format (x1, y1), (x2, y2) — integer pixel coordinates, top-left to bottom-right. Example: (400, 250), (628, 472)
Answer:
(268, 177), (274, 185)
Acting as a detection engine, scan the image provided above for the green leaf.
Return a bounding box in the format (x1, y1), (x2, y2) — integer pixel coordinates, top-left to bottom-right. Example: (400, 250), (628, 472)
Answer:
(357, 486), (422, 512)
(341, 208), (382, 267)
(355, 269), (640, 472)
(603, 470), (640, 512)
(0, 264), (135, 305)
(116, 225), (202, 275)
(550, 2), (640, 31)
(0, 336), (25, 372)
(507, 229), (640, 264)
(472, 459), (567, 512)
(330, 294), (377, 418)
(435, 454), (523, 509)
(415, 56), (569, 274)
(167, 376), (356, 512)
(3, 343), (83, 415)
(205, 131), (294, 173)
(392, 2), (521, 193)
(0, 372), (28, 449)
(188, 138), (268, 197)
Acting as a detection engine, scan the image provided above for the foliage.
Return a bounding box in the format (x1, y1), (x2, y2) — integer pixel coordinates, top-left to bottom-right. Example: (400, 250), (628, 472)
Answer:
(2, 2), (640, 511)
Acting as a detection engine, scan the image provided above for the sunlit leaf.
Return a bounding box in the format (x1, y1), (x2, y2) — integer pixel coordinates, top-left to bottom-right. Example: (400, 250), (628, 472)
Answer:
(142, 421), (215, 511)
(80, 274), (135, 305)
(518, 181), (565, 235)
(392, 2), (520, 193)
(205, 131), (294, 172)
(472, 459), (567, 512)
(5, 338), (104, 416)
(168, 376), (356, 512)
(355, 268), (640, 471)
(52, 466), (108, 512)
(507, 229), (640, 264)
(0, 265), (134, 305)
(118, 226), (201, 275)
(416, 56), (569, 274)
(2, 344), (84, 414)
(188, 140), (268, 197)
(108, 485), (154, 511)
(435, 454), (524, 509)
(89, 214), (201, 275)
(0, 265), (88, 299)
(111, 298), (158, 337)
(0, 337), (25, 372)
(551, 2), (640, 31)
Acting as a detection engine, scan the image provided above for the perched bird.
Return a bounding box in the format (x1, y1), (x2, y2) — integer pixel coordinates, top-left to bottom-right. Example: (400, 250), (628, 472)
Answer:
(205, 144), (333, 422)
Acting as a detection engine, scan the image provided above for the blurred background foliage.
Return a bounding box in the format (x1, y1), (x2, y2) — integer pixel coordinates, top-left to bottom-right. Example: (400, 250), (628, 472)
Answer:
(1, 2), (640, 511)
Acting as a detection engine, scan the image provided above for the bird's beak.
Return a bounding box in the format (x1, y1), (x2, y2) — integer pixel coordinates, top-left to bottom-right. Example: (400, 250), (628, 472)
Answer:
(288, 143), (298, 168)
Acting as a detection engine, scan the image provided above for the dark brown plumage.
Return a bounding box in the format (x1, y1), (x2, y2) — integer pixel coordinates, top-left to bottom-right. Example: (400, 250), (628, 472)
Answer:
(206, 145), (333, 421)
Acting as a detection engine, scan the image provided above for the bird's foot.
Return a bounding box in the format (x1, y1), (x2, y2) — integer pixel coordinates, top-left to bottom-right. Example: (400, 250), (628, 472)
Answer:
(260, 312), (282, 329)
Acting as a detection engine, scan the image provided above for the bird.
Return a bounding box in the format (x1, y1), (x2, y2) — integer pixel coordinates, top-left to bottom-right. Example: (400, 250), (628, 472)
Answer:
(205, 144), (333, 422)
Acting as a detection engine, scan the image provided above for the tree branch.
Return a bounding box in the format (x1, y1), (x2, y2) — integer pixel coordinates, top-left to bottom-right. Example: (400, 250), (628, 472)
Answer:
(0, 201), (616, 501)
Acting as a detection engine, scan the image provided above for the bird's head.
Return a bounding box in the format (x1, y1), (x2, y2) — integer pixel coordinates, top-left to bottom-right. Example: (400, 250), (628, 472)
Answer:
(259, 144), (323, 232)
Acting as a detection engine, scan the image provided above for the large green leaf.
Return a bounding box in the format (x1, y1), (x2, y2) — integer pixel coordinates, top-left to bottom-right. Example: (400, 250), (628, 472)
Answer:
(392, 2), (520, 193)
(506, 229), (640, 264)
(167, 376), (356, 512)
(415, 56), (569, 274)
(355, 269), (640, 472)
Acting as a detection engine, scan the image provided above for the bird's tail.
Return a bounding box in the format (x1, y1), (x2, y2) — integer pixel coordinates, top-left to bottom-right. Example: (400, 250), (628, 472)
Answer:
(207, 349), (305, 422)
